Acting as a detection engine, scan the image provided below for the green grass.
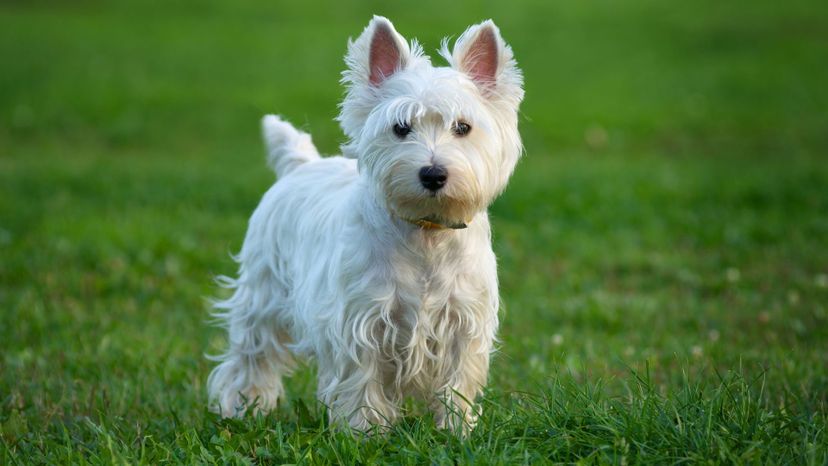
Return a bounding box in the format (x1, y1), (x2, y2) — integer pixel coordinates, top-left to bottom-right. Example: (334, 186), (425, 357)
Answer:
(2, 0), (827, 463)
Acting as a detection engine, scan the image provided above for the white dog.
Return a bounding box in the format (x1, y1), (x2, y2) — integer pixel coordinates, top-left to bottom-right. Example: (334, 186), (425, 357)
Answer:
(208, 16), (523, 432)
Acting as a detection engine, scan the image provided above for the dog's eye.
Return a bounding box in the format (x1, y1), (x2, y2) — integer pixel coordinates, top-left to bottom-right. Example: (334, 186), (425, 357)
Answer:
(452, 121), (472, 137)
(393, 123), (412, 138)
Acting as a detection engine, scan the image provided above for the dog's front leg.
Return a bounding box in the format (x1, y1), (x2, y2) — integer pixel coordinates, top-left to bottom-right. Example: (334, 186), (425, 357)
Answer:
(319, 355), (399, 432)
(432, 346), (490, 435)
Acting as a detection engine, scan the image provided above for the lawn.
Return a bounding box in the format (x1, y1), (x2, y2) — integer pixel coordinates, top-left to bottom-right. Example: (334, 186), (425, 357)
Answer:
(1, 0), (827, 463)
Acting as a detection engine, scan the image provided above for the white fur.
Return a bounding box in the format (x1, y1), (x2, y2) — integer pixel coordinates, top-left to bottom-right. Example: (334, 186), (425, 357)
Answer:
(207, 16), (523, 433)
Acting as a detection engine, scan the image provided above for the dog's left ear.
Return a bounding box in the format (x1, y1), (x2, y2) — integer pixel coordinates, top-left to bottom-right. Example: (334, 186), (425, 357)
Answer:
(446, 20), (524, 105)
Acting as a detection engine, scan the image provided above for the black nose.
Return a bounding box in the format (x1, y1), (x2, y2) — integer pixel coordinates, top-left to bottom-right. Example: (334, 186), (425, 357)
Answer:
(419, 165), (448, 192)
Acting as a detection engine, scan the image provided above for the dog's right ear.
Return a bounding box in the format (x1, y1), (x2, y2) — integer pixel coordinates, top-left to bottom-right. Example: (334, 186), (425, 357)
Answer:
(344, 16), (411, 87)
(339, 17), (417, 158)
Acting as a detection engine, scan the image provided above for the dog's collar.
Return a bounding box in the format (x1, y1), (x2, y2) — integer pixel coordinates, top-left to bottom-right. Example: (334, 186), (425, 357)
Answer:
(402, 215), (468, 230)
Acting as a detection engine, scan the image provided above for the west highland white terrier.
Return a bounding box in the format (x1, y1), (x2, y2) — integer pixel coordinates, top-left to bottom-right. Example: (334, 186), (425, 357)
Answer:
(208, 16), (523, 433)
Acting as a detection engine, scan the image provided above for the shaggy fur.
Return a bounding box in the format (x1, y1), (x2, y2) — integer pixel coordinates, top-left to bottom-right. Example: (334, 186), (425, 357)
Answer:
(207, 16), (523, 433)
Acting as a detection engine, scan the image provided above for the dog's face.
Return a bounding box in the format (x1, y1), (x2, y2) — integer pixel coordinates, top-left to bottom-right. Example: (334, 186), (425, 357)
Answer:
(338, 17), (524, 227)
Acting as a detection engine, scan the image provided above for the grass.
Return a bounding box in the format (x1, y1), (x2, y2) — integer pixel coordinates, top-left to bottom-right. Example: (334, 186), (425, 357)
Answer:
(1, 0), (827, 463)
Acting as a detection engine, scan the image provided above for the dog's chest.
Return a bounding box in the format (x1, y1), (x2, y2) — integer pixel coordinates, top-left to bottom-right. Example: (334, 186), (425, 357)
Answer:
(388, 242), (464, 326)
(376, 245), (477, 385)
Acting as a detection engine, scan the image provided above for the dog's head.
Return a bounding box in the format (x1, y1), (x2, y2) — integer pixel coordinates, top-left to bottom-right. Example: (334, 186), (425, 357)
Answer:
(338, 16), (523, 229)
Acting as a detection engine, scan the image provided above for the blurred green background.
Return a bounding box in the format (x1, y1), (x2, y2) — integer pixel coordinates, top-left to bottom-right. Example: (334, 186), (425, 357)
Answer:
(1, 0), (827, 461)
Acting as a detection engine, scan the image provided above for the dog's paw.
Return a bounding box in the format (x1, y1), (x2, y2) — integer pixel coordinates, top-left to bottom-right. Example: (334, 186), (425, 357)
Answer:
(207, 359), (283, 418)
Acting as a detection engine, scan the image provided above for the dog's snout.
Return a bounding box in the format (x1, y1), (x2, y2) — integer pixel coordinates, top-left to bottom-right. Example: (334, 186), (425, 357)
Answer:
(419, 165), (448, 192)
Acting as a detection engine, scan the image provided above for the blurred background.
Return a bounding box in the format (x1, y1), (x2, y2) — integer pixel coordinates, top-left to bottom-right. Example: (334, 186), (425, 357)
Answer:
(1, 0), (826, 442)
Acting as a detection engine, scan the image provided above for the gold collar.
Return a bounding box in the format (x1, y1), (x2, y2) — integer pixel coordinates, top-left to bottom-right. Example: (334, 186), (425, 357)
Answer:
(402, 215), (468, 230)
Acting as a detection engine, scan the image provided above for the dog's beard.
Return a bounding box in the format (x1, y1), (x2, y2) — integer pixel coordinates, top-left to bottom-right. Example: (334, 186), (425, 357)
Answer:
(390, 194), (478, 227)
(382, 171), (484, 227)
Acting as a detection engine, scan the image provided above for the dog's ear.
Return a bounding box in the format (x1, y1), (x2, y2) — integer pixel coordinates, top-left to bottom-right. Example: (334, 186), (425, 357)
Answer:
(344, 16), (411, 87)
(339, 17), (415, 157)
(445, 20), (524, 105)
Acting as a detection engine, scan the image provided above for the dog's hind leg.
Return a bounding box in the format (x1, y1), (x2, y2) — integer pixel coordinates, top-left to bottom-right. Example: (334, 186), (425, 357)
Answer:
(261, 115), (320, 178)
(207, 249), (296, 418)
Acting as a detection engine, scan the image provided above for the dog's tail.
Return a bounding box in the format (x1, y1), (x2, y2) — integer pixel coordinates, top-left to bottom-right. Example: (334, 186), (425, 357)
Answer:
(261, 115), (321, 177)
